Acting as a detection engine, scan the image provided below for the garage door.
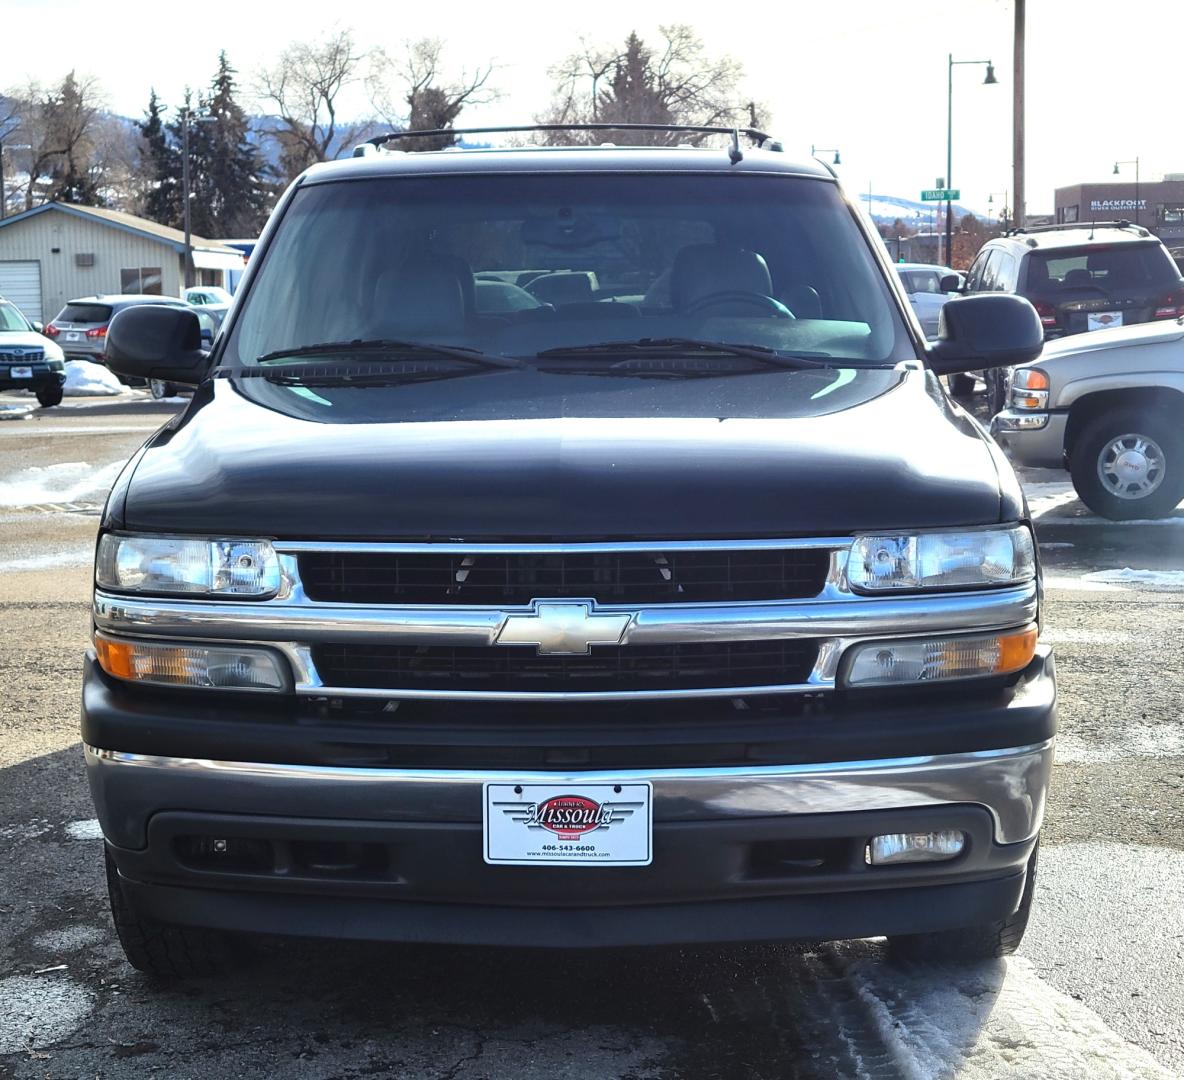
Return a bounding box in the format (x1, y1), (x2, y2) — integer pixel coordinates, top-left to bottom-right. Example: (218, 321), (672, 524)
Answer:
(0, 261), (43, 323)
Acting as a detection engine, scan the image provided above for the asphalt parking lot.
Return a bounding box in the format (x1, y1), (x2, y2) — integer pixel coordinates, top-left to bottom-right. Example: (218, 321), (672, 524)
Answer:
(1, 390), (1182, 1079)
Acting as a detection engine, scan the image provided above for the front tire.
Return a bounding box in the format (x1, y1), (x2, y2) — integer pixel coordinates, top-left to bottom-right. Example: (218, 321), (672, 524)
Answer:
(149, 378), (177, 400)
(1070, 410), (1184, 520)
(888, 841), (1038, 963)
(36, 384), (63, 408)
(105, 846), (237, 978)
(948, 372), (977, 398)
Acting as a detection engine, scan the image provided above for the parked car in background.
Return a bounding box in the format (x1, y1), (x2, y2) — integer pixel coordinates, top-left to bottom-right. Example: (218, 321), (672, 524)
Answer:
(183, 286), (233, 307)
(0, 294), (66, 406)
(992, 317), (1184, 519)
(896, 263), (974, 395)
(182, 286), (231, 329)
(961, 222), (1184, 413)
(45, 295), (215, 383)
(896, 263), (959, 337)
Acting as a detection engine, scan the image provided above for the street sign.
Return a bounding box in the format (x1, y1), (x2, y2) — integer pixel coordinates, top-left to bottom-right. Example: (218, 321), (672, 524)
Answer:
(921, 188), (960, 201)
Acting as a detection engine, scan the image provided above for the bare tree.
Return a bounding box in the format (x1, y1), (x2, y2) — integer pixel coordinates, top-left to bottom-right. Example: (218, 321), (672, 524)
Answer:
(256, 29), (369, 180)
(15, 72), (105, 208)
(539, 26), (756, 146)
(368, 39), (496, 151)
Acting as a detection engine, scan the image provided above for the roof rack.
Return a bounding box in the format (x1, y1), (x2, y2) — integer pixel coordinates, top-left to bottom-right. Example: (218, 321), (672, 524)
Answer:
(353, 124), (782, 164)
(1004, 220), (1150, 238)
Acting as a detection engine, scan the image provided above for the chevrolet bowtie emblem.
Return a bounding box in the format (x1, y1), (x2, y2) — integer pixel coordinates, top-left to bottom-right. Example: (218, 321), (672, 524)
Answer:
(495, 601), (632, 655)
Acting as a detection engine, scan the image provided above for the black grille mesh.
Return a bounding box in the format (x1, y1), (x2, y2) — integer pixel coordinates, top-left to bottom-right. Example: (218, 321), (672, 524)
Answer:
(299, 548), (830, 606)
(312, 640), (819, 693)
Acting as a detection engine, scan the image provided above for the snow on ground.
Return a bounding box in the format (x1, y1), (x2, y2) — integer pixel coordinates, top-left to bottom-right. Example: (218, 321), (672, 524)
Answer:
(0, 460), (123, 507)
(847, 956), (1174, 1079)
(1082, 568), (1184, 590)
(62, 360), (124, 397)
(1056, 723), (1184, 764)
(0, 546), (93, 571)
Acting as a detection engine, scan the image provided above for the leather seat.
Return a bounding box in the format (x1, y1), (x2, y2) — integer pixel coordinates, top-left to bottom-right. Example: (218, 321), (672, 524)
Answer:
(670, 244), (775, 312)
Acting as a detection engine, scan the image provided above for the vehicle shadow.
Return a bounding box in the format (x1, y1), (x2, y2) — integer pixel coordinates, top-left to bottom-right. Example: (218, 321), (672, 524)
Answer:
(0, 744), (1006, 1079)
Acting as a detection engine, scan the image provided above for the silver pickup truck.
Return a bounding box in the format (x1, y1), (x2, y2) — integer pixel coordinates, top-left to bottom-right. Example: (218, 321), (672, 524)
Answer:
(992, 318), (1184, 519)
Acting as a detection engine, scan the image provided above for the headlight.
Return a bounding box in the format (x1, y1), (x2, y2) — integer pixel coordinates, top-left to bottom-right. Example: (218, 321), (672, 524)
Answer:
(96, 535), (281, 597)
(846, 526), (1035, 592)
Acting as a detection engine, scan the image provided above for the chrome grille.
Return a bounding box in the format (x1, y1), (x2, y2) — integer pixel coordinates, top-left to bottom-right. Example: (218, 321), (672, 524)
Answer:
(0, 347), (45, 363)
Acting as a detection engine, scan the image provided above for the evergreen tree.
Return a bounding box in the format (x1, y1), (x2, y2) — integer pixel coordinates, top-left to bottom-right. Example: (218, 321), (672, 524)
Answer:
(139, 90), (181, 227)
(194, 53), (269, 236)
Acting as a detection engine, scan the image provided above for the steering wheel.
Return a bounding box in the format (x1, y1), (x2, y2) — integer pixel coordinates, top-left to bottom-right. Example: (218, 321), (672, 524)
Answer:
(685, 292), (795, 319)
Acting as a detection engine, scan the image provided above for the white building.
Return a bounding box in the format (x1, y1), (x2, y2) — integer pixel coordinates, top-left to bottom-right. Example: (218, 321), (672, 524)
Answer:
(0, 201), (243, 322)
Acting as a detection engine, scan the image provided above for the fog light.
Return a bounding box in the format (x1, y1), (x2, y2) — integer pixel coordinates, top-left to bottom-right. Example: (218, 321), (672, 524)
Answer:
(94, 633), (288, 691)
(868, 830), (966, 865)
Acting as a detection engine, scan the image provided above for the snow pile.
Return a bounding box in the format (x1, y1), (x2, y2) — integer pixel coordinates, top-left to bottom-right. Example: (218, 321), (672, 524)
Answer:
(1082, 568), (1184, 590)
(0, 460), (123, 506)
(62, 360), (124, 396)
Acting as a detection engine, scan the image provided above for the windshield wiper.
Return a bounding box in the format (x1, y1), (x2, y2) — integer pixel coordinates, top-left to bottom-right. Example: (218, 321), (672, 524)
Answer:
(533, 337), (833, 370)
(217, 361), (503, 388)
(254, 339), (524, 369)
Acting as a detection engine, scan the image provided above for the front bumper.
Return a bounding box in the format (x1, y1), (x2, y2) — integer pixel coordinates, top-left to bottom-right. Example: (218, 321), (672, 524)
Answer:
(90, 735), (1051, 947)
(0, 364), (65, 393)
(991, 411), (1069, 469)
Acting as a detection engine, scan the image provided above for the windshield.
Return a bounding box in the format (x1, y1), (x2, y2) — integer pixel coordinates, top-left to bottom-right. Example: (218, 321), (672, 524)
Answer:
(0, 303), (31, 332)
(228, 174), (913, 369)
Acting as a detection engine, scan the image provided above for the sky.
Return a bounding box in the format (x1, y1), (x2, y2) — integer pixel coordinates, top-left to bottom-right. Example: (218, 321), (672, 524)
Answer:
(5, 0), (1175, 217)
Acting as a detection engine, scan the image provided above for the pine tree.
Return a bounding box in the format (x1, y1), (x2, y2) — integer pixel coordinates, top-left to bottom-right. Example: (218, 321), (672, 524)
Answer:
(139, 90), (181, 227)
(195, 53), (269, 237)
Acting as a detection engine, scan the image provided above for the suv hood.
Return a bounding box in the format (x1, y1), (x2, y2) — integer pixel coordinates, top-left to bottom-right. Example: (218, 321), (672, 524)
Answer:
(1037, 317), (1184, 363)
(120, 368), (1014, 539)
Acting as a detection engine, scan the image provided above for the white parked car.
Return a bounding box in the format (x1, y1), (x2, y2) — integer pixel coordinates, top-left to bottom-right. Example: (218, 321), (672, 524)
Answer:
(895, 263), (960, 338)
(992, 318), (1184, 519)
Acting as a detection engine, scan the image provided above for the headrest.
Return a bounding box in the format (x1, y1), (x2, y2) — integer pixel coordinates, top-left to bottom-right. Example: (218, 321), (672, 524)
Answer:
(670, 244), (773, 309)
(527, 272), (596, 305)
(373, 255), (471, 334)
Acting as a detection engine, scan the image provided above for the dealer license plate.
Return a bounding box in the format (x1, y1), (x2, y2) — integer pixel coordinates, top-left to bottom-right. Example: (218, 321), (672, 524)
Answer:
(11, 366), (32, 379)
(483, 782), (652, 866)
(1087, 311), (1122, 332)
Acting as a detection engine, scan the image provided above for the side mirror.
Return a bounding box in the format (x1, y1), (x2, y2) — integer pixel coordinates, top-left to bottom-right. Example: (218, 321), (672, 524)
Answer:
(106, 306), (211, 386)
(926, 293), (1043, 376)
(32, 320), (44, 334)
(939, 274), (962, 293)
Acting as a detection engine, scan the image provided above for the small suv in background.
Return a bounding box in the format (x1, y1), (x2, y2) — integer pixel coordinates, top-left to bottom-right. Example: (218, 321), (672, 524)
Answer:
(0, 295), (66, 407)
(961, 221), (1184, 411)
(45, 295), (197, 365)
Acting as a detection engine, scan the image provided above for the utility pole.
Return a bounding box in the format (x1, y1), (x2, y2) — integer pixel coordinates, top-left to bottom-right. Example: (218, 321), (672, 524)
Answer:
(182, 109), (193, 289)
(1013, 0), (1026, 230)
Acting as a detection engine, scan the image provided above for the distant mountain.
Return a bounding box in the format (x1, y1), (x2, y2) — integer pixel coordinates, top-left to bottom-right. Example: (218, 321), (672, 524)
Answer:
(860, 193), (987, 226)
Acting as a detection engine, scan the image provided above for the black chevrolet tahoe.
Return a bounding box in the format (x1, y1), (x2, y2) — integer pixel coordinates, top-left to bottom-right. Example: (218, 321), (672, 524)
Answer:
(84, 125), (1055, 977)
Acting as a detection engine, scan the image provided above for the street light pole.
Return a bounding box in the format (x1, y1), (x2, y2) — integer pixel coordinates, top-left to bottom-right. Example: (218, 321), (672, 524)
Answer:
(946, 55), (997, 266)
(1113, 158), (1141, 226)
(810, 144), (841, 166)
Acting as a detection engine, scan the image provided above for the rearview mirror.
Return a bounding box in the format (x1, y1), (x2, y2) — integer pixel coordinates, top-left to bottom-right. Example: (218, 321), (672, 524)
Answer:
(106, 306), (211, 386)
(926, 293), (1043, 376)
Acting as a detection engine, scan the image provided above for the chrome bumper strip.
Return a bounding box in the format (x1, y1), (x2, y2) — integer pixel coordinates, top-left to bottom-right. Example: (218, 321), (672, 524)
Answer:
(84, 739), (1053, 845)
(93, 583), (1038, 648)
